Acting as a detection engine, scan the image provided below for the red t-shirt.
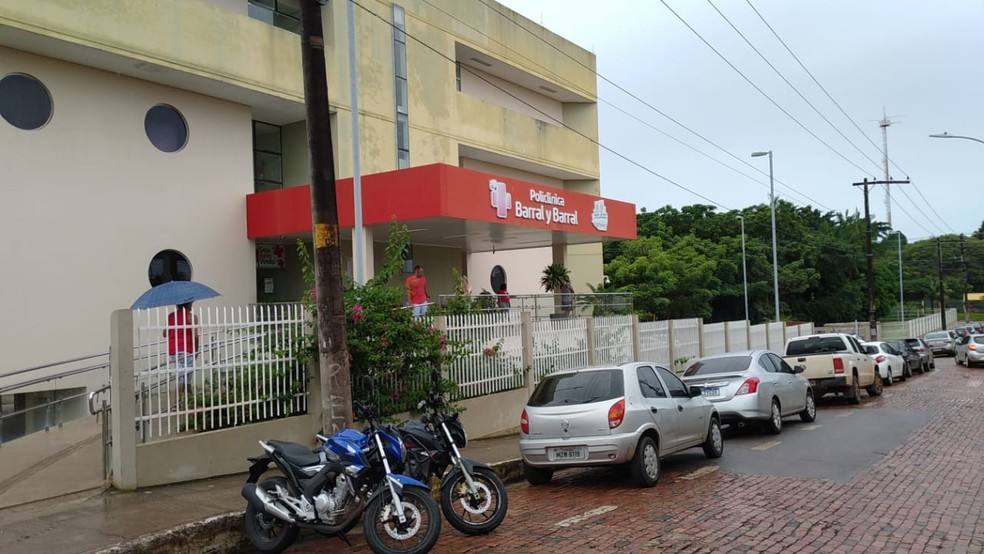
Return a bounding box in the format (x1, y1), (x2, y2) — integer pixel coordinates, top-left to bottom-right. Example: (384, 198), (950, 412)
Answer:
(406, 275), (427, 304)
(167, 309), (197, 355)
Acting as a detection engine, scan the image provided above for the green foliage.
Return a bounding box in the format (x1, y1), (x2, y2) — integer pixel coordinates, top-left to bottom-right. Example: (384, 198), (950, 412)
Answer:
(540, 263), (571, 292)
(297, 223), (465, 416)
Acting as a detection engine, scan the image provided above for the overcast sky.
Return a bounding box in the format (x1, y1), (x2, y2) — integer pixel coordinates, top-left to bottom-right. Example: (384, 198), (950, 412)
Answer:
(495, 0), (984, 241)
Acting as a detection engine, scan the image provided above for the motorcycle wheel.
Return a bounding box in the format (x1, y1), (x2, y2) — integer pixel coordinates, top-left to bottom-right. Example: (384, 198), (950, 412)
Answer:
(440, 466), (508, 535)
(364, 486), (442, 554)
(243, 476), (300, 554)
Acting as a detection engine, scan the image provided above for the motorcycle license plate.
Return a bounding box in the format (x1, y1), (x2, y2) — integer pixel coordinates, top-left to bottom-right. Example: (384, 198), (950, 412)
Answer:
(550, 446), (586, 461)
(702, 386), (720, 397)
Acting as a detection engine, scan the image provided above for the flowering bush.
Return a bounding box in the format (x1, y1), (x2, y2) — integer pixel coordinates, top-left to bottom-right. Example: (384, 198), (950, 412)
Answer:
(298, 223), (463, 415)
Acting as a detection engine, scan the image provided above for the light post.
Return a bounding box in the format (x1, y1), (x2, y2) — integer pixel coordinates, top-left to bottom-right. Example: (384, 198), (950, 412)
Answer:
(737, 215), (749, 322)
(895, 230), (904, 323)
(752, 150), (780, 322)
(929, 131), (984, 145)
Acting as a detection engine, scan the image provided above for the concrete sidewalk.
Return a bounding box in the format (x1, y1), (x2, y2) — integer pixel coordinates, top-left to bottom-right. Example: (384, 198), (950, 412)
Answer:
(0, 432), (522, 554)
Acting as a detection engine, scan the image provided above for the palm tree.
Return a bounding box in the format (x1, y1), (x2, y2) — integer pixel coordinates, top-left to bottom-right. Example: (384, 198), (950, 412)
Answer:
(540, 263), (571, 292)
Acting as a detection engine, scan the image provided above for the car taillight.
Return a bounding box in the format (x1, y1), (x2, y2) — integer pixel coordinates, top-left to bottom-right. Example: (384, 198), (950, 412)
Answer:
(971, 344), (978, 352)
(875, 355), (885, 363)
(833, 358), (845, 374)
(608, 399), (625, 429)
(735, 377), (760, 395)
(520, 408), (529, 435)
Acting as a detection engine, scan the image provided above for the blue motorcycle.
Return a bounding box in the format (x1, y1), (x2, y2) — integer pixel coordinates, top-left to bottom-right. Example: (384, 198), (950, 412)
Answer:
(241, 399), (442, 554)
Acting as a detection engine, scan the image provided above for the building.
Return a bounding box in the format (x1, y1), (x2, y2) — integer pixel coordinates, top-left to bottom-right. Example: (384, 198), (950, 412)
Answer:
(0, 0), (635, 437)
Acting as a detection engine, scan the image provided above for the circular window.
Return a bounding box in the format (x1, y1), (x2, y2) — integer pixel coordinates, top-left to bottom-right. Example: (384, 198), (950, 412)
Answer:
(149, 250), (192, 287)
(0, 73), (53, 130)
(490, 265), (507, 293)
(145, 104), (188, 152)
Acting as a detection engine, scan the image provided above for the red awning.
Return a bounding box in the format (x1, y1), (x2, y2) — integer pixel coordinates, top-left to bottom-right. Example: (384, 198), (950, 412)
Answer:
(246, 163), (636, 252)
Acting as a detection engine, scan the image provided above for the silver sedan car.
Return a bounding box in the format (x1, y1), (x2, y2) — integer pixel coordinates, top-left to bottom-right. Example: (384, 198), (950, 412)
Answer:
(519, 362), (722, 488)
(681, 350), (816, 435)
(956, 334), (984, 367)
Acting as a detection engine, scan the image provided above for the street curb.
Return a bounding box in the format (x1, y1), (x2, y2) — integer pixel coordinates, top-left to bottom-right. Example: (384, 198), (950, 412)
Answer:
(96, 459), (525, 553)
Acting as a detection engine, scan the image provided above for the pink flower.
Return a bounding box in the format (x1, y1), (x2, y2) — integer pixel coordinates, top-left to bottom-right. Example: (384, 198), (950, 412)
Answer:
(390, 391), (401, 401)
(351, 304), (365, 322)
(483, 346), (495, 357)
(439, 335), (448, 352)
(380, 337), (388, 348)
(309, 289), (317, 298)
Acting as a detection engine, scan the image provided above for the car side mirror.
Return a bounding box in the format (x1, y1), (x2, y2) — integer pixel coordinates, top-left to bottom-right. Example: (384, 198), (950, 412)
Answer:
(689, 386), (703, 397)
(793, 365), (806, 374)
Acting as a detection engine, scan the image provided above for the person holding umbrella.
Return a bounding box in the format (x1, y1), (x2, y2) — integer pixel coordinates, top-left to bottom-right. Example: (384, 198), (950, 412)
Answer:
(165, 301), (199, 396)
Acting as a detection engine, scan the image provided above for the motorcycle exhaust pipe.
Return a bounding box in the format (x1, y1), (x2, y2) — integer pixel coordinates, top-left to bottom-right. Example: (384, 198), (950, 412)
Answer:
(241, 483), (296, 523)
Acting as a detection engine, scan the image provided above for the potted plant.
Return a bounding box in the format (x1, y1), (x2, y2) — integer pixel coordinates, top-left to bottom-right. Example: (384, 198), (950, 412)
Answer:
(541, 264), (573, 318)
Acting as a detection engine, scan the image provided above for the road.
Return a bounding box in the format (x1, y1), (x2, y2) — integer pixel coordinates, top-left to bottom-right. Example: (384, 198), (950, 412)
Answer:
(285, 356), (984, 554)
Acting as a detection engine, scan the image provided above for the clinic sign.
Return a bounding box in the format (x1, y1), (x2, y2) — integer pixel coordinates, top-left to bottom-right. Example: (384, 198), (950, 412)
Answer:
(490, 179), (608, 231)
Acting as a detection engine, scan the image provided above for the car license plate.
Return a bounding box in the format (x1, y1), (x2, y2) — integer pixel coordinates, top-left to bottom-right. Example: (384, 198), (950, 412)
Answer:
(550, 446), (586, 461)
(702, 386), (720, 396)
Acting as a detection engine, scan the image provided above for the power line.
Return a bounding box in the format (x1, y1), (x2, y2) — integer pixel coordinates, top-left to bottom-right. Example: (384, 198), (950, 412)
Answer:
(659, 0), (875, 177)
(707, 0), (884, 173)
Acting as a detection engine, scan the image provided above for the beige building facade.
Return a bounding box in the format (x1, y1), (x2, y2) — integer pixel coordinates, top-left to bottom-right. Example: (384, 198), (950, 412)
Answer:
(0, 0), (630, 435)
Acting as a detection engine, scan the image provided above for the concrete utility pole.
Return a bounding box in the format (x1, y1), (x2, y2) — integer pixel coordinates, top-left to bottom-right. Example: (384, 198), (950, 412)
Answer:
(854, 178), (910, 341)
(300, 0), (352, 434)
(878, 112), (896, 228)
(938, 238), (947, 330)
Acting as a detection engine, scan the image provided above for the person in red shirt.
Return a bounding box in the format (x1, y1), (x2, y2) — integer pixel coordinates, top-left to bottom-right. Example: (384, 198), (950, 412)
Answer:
(496, 283), (511, 311)
(165, 302), (199, 394)
(405, 265), (430, 317)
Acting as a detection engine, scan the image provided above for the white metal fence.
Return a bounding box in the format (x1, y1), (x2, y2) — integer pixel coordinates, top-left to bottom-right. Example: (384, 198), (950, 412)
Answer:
(703, 322), (726, 356)
(637, 320), (670, 367)
(593, 315), (634, 365)
(132, 304), (308, 442)
(445, 311), (525, 399)
(531, 317), (590, 387)
(671, 318), (702, 371)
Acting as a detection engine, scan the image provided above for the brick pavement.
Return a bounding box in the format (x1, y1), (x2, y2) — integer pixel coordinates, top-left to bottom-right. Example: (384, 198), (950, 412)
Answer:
(288, 359), (984, 554)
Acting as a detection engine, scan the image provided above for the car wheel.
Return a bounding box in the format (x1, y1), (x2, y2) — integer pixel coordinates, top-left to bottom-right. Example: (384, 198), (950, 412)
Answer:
(702, 419), (724, 458)
(765, 399), (783, 435)
(867, 373), (883, 396)
(883, 367), (894, 386)
(845, 373), (861, 405)
(523, 463), (553, 486)
(799, 391), (816, 423)
(957, 356), (965, 366)
(629, 435), (660, 487)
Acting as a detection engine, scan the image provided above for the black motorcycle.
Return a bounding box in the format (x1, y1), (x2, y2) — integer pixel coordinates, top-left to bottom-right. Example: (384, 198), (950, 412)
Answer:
(241, 396), (442, 554)
(397, 392), (508, 535)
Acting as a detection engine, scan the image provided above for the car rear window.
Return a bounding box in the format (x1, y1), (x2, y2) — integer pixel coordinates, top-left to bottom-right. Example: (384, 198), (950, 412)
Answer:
(527, 369), (624, 407)
(786, 336), (848, 356)
(925, 332), (948, 340)
(683, 356), (751, 377)
(975, 337), (984, 345)
(864, 346), (877, 355)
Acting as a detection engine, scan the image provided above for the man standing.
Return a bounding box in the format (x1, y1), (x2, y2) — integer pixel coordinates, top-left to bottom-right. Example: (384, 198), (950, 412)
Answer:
(165, 301), (199, 396)
(406, 265), (430, 317)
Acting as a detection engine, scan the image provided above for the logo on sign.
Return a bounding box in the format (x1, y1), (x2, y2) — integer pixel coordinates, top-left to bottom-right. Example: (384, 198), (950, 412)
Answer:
(591, 199), (609, 231)
(489, 179), (511, 219)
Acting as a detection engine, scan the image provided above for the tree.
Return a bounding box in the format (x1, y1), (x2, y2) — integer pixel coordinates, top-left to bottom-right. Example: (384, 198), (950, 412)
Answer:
(539, 263), (571, 292)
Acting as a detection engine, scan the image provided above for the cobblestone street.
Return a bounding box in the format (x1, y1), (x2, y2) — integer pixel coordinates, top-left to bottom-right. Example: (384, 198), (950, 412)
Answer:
(290, 358), (984, 554)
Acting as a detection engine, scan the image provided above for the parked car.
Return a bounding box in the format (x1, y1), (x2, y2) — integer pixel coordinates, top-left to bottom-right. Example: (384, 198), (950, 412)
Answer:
(885, 340), (922, 377)
(924, 331), (957, 357)
(519, 363), (723, 488)
(680, 350), (815, 435)
(862, 341), (907, 385)
(955, 334), (984, 368)
(782, 333), (880, 404)
(904, 338), (935, 371)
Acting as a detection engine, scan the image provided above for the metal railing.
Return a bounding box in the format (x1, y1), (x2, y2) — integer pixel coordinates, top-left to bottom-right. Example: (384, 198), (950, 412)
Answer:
(437, 292), (633, 319)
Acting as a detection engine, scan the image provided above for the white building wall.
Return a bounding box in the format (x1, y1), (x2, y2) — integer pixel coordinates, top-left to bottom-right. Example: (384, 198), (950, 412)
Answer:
(0, 47), (256, 378)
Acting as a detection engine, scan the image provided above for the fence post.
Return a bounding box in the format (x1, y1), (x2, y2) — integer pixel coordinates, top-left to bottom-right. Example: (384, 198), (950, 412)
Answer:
(434, 315), (449, 387)
(697, 319), (705, 357)
(586, 317), (596, 365)
(521, 311), (535, 395)
(110, 309), (137, 490)
(746, 320), (752, 350)
(666, 319), (675, 369)
(631, 314), (641, 360)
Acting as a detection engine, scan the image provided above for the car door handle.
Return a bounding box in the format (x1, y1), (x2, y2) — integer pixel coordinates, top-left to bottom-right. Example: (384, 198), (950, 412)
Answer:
(650, 407), (658, 414)
(677, 405), (683, 412)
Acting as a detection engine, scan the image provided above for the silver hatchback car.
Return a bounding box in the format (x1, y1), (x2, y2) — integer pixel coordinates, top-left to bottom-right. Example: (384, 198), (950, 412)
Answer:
(519, 363), (722, 488)
(681, 350), (816, 434)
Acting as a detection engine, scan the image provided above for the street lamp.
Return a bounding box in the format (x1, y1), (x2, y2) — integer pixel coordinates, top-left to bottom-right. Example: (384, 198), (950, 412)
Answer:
(737, 215), (749, 322)
(929, 131), (984, 145)
(752, 150), (780, 322)
(894, 230), (904, 323)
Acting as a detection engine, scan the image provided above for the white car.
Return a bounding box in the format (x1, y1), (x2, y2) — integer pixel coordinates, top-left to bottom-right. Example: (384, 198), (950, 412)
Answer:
(862, 341), (907, 385)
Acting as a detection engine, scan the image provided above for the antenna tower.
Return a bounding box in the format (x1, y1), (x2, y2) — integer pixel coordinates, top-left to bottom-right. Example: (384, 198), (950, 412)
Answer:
(879, 110), (894, 228)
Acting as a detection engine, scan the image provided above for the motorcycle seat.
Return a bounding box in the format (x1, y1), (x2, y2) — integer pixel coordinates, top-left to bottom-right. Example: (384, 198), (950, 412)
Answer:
(267, 440), (321, 467)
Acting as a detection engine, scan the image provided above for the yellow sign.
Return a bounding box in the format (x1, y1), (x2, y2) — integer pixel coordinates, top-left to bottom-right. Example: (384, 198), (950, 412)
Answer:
(314, 223), (339, 248)
(968, 292), (984, 301)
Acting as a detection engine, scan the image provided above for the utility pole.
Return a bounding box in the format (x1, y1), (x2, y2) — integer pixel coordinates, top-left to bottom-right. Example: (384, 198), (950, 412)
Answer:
(961, 235), (968, 322)
(938, 238), (947, 330)
(879, 111), (896, 228)
(300, 0), (352, 434)
(854, 178), (910, 340)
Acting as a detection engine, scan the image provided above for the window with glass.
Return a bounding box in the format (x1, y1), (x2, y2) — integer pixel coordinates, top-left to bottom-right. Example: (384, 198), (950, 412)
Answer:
(393, 4), (409, 168)
(248, 0), (302, 34)
(253, 121), (283, 193)
(0, 73), (53, 130)
(149, 250), (192, 287)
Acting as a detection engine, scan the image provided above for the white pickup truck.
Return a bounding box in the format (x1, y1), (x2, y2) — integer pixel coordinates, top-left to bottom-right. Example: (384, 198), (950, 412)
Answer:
(782, 333), (881, 404)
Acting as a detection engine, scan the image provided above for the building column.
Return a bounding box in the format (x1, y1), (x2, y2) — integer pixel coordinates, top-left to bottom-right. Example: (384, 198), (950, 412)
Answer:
(551, 243), (568, 268)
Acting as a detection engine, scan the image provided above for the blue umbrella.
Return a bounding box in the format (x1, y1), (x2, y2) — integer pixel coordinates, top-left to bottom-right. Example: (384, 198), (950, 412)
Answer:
(131, 280), (221, 310)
